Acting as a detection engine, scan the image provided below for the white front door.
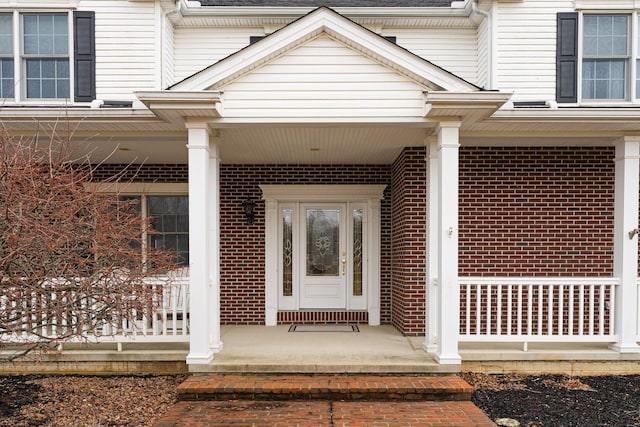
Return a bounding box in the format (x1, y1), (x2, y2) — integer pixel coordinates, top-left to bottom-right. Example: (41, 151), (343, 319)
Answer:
(299, 204), (347, 309)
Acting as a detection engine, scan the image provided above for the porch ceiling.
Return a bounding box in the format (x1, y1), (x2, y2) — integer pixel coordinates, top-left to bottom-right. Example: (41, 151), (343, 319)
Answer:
(63, 126), (428, 165)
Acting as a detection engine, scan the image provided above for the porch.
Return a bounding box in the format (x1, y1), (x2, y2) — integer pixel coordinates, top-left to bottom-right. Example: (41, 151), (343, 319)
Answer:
(3, 322), (640, 375)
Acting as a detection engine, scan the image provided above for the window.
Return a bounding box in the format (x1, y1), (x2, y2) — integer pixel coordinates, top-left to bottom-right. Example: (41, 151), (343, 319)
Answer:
(0, 11), (94, 102)
(557, 12), (640, 104)
(582, 15), (629, 100)
(148, 196), (189, 266)
(0, 14), (13, 99)
(23, 14), (70, 99)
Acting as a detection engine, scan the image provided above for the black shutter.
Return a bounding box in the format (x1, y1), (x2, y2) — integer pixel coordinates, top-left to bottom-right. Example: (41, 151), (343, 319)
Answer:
(556, 12), (579, 103)
(74, 11), (95, 102)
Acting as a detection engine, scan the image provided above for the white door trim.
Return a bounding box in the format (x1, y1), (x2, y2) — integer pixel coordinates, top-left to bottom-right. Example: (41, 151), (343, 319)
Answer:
(261, 184), (386, 326)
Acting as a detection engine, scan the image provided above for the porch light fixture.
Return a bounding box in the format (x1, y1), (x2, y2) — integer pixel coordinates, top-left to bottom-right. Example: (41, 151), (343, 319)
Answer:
(242, 199), (256, 225)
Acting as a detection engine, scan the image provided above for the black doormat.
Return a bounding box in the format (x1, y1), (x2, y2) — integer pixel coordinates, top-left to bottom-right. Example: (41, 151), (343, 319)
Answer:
(288, 324), (359, 332)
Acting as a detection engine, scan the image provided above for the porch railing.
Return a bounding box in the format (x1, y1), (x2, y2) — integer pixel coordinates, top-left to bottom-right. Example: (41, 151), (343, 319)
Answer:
(459, 277), (619, 347)
(0, 276), (190, 344)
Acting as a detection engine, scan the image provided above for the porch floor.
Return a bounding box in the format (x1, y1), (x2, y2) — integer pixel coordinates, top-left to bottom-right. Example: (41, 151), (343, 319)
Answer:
(196, 325), (453, 374)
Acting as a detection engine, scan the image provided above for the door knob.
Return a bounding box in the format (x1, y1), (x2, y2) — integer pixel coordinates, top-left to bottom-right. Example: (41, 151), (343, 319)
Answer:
(342, 257), (346, 276)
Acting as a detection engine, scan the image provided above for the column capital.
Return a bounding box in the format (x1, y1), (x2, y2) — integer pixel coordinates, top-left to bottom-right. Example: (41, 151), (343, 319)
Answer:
(614, 137), (640, 161)
(436, 120), (462, 132)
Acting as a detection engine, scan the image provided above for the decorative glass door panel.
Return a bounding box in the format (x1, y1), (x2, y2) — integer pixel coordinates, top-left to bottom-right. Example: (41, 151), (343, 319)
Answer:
(306, 209), (340, 276)
(299, 204), (347, 309)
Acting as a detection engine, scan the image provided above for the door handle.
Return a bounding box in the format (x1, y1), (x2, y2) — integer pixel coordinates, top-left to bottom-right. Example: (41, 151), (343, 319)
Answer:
(342, 257), (346, 276)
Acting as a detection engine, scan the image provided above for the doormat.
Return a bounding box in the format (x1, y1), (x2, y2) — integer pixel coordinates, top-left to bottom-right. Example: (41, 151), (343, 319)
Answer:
(288, 324), (360, 333)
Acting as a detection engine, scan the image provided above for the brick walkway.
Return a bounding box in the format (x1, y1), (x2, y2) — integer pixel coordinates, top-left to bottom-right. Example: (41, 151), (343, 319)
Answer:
(154, 374), (496, 427)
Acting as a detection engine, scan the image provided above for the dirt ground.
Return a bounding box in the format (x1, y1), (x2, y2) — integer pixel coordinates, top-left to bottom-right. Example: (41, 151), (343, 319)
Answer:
(0, 373), (639, 426)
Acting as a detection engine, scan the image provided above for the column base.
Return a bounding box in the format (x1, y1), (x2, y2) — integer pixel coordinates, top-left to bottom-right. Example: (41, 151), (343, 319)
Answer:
(368, 308), (380, 326)
(422, 341), (437, 354)
(609, 343), (640, 353)
(265, 308), (277, 326)
(210, 340), (224, 354)
(434, 352), (462, 365)
(186, 350), (215, 365)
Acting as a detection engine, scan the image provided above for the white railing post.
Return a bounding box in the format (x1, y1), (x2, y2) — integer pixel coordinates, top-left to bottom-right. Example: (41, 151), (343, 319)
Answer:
(611, 137), (640, 353)
(434, 121), (462, 364)
(458, 277), (618, 344)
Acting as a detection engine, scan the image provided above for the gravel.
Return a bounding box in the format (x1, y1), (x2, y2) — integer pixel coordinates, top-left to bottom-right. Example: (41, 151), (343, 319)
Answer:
(1, 373), (639, 426)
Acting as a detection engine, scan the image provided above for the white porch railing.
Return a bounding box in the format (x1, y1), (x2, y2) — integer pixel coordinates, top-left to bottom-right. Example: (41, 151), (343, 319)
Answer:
(459, 277), (619, 347)
(0, 276), (190, 344)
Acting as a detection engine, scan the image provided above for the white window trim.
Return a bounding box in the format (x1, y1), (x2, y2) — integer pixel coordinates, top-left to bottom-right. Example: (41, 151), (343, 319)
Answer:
(579, 10), (640, 105)
(3, 9), (75, 104)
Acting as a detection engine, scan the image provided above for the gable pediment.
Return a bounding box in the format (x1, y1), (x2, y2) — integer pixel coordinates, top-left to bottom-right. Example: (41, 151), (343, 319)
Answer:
(170, 7), (480, 94)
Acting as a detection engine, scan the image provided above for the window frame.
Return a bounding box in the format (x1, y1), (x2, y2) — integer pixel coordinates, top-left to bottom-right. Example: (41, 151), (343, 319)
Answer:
(0, 10), (75, 103)
(90, 183), (189, 268)
(21, 12), (71, 100)
(0, 13), (14, 100)
(579, 11), (639, 104)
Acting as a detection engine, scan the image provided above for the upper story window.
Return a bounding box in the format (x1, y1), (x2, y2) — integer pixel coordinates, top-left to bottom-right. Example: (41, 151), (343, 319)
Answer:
(23, 14), (70, 99)
(582, 15), (629, 100)
(557, 12), (640, 104)
(0, 14), (14, 99)
(0, 10), (95, 103)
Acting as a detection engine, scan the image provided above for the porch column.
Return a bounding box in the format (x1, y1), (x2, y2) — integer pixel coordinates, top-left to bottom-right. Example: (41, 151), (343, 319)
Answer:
(434, 122), (462, 364)
(186, 123), (222, 365)
(611, 137), (640, 353)
(423, 137), (439, 354)
(208, 132), (223, 352)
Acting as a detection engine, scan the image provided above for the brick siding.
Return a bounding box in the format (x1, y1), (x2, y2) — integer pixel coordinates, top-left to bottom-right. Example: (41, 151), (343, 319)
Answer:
(219, 165), (392, 325)
(92, 145), (618, 336)
(391, 148), (427, 335)
(459, 147), (615, 276)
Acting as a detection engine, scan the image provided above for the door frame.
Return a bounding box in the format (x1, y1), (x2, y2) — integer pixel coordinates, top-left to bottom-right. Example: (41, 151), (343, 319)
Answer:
(261, 184), (386, 326)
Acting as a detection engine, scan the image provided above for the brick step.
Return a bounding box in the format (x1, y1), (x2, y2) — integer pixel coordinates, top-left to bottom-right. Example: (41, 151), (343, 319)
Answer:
(177, 374), (473, 402)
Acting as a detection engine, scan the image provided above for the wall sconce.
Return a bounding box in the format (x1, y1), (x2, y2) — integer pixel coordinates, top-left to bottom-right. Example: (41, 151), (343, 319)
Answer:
(242, 199), (256, 225)
(629, 228), (640, 240)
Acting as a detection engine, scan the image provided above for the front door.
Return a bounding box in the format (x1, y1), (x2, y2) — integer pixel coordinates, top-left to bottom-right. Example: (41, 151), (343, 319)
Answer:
(299, 204), (347, 309)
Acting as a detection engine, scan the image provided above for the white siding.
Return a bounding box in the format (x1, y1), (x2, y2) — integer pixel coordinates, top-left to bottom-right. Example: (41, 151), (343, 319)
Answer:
(162, 13), (175, 89)
(476, 11), (489, 90)
(495, 0), (574, 102)
(79, 0), (158, 100)
(385, 28), (478, 86)
(173, 27), (261, 84)
(218, 35), (427, 119)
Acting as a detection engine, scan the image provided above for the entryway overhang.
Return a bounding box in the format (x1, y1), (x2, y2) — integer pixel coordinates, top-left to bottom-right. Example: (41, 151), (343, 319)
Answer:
(134, 5), (512, 164)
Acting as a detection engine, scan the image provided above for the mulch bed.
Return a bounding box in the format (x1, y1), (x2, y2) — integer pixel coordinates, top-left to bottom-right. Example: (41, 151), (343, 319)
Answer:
(462, 373), (640, 427)
(0, 373), (639, 426)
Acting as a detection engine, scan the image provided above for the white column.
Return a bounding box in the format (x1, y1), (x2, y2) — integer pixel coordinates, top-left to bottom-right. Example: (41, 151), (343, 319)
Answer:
(208, 133), (223, 352)
(611, 137), (640, 353)
(185, 123), (216, 365)
(368, 198), (381, 326)
(435, 122), (462, 364)
(264, 199), (278, 326)
(424, 137), (439, 354)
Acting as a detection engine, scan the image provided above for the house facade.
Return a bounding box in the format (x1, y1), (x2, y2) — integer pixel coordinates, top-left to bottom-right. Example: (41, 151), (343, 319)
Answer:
(1, 0), (640, 368)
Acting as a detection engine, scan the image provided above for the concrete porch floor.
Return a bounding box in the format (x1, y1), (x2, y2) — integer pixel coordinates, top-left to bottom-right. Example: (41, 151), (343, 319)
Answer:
(195, 325), (453, 374)
(3, 325), (640, 375)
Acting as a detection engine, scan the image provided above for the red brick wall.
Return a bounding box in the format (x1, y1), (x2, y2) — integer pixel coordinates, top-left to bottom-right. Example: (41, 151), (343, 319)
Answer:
(391, 148), (427, 336)
(219, 165), (392, 325)
(459, 147), (615, 276)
